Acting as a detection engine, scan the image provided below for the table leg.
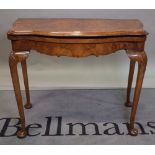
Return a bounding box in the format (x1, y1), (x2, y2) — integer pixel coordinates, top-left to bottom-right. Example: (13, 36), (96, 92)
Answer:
(126, 51), (147, 136)
(9, 51), (30, 138)
(21, 59), (32, 109)
(125, 60), (136, 107)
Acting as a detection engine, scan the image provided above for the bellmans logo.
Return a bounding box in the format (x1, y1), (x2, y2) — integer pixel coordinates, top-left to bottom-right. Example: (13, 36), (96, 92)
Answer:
(0, 116), (155, 137)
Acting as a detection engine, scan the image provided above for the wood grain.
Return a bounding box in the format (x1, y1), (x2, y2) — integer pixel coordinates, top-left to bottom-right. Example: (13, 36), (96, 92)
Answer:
(7, 18), (148, 138)
(8, 18), (148, 37)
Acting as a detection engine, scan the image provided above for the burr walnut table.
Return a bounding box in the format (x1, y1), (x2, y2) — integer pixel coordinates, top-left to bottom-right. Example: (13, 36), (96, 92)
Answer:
(7, 18), (148, 138)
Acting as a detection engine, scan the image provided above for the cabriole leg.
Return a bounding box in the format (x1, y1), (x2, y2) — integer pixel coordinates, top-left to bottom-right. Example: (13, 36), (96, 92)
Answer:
(9, 51), (30, 138)
(21, 59), (32, 109)
(126, 51), (147, 136)
(125, 60), (136, 107)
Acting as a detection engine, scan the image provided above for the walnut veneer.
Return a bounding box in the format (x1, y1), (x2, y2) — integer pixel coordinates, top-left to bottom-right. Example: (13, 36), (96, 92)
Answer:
(7, 18), (148, 138)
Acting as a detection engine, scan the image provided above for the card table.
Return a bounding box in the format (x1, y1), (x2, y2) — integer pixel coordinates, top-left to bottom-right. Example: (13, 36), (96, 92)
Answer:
(7, 18), (148, 138)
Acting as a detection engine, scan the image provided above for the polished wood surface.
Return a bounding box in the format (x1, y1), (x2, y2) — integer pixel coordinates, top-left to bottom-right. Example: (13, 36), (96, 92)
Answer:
(7, 18), (148, 138)
(8, 18), (147, 37)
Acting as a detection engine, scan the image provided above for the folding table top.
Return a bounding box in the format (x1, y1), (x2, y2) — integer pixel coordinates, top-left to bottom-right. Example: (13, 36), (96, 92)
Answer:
(8, 18), (147, 37)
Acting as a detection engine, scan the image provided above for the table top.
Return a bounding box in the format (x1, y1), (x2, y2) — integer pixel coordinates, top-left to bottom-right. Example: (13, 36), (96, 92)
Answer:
(8, 18), (147, 37)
